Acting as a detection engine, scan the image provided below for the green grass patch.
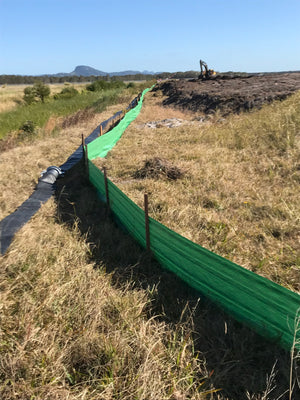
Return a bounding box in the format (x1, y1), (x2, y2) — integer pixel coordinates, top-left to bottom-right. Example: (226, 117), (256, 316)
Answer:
(0, 88), (123, 139)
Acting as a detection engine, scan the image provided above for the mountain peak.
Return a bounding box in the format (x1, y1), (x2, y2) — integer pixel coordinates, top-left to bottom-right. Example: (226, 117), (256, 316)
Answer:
(70, 65), (156, 77)
(71, 65), (106, 77)
(51, 65), (156, 78)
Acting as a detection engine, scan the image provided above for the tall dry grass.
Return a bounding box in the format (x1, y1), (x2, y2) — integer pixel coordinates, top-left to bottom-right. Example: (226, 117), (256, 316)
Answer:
(0, 199), (212, 400)
(0, 84), (28, 113)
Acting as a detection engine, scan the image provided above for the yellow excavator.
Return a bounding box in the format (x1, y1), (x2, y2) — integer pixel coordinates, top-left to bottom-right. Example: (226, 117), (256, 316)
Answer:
(199, 60), (217, 80)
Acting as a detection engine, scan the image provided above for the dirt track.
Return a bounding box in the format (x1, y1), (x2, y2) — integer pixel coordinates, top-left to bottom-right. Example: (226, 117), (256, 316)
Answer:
(156, 72), (300, 115)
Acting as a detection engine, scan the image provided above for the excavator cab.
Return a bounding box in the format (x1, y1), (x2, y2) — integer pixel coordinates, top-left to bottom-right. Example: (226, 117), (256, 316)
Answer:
(199, 60), (216, 80)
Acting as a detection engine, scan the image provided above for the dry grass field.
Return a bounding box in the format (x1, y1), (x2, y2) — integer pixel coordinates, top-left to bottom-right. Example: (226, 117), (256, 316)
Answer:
(1, 198), (213, 400)
(0, 86), (299, 399)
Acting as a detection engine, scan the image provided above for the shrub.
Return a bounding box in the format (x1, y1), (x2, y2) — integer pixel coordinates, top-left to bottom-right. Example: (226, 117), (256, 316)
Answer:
(23, 81), (50, 104)
(127, 82), (136, 88)
(18, 120), (36, 140)
(23, 86), (36, 105)
(86, 80), (126, 92)
(19, 120), (35, 134)
(86, 80), (109, 92)
(54, 86), (79, 100)
(34, 81), (50, 102)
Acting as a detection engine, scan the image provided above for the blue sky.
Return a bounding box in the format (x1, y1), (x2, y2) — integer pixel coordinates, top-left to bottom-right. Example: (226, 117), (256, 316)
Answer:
(1, 0), (299, 75)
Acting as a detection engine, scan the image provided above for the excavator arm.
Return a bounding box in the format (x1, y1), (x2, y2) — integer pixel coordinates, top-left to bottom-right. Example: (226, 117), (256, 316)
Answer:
(199, 60), (216, 80)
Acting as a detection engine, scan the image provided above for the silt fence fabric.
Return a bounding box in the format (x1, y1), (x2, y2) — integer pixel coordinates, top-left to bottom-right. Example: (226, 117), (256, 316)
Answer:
(87, 86), (153, 160)
(148, 216), (300, 351)
(88, 161), (300, 351)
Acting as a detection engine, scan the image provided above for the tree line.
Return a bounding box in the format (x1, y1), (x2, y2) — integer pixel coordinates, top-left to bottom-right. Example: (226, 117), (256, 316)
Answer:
(0, 71), (198, 85)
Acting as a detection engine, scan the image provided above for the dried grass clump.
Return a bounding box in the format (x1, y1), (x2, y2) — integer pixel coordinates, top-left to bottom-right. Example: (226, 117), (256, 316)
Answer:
(0, 132), (19, 153)
(60, 108), (95, 129)
(133, 157), (184, 180)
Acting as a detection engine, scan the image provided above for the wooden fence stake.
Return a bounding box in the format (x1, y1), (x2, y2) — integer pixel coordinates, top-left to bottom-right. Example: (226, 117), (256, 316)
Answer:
(103, 167), (110, 211)
(84, 144), (89, 178)
(81, 134), (85, 161)
(144, 193), (150, 252)
(99, 125), (103, 137)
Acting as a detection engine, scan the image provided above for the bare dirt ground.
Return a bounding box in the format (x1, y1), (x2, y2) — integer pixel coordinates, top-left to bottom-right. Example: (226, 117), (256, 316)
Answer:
(157, 72), (300, 115)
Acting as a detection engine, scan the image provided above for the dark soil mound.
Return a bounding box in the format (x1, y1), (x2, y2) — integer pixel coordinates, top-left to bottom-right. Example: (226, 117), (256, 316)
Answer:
(157, 72), (300, 115)
(133, 158), (183, 180)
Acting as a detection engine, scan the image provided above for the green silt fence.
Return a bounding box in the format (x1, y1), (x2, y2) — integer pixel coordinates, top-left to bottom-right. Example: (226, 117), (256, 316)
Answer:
(87, 86), (153, 160)
(88, 161), (300, 351)
(86, 88), (300, 351)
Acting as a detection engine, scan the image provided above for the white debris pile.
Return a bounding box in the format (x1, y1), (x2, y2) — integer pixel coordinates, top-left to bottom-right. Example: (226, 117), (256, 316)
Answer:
(139, 118), (185, 129)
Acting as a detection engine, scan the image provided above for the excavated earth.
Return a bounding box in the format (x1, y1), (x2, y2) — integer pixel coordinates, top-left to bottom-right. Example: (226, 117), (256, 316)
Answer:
(156, 72), (300, 115)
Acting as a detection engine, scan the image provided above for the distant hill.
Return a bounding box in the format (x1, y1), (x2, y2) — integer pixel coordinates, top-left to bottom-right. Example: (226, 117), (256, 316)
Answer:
(53, 65), (156, 77)
(71, 65), (107, 76)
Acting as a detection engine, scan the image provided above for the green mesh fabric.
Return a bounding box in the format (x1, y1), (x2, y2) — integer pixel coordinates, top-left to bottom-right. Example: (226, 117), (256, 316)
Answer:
(89, 161), (300, 351)
(87, 87), (153, 160)
(148, 217), (300, 350)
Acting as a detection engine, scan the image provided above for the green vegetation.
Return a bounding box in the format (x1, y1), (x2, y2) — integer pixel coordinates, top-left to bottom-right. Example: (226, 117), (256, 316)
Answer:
(0, 71), (194, 86)
(86, 79), (126, 92)
(23, 86), (36, 104)
(0, 83), (88, 113)
(0, 81), (154, 140)
(0, 87), (122, 140)
(23, 81), (51, 104)
(0, 73), (156, 85)
(53, 86), (79, 99)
